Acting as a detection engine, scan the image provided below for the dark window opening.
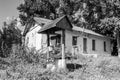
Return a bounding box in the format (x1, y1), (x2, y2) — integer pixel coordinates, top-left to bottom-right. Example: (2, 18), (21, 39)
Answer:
(92, 39), (96, 51)
(72, 36), (77, 45)
(50, 35), (61, 47)
(83, 38), (87, 52)
(104, 41), (106, 52)
(56, 35), (61, 47)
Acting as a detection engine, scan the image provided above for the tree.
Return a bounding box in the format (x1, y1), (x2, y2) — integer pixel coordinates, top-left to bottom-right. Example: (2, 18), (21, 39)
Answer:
(17, 0), (120, 55)
(17, 0), (57, 25)
(0, 19), (22, 57)
(17, 0), (82, 25)
(17, 0), (120, 28)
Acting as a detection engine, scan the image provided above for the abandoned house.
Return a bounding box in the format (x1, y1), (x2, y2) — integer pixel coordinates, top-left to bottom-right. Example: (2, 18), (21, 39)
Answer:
(38, 15), (112, 57)
(23, 15), (112, 57)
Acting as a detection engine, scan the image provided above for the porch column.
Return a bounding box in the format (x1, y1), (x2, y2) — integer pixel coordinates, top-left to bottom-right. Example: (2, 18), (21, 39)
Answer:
(61, 30), (65, 59)
(47, 33), (50, 61)
(61, 29), (66, 68)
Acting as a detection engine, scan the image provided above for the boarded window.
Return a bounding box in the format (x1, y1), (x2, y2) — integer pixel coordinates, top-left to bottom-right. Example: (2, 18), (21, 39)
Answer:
(92, 39), (96, 51)
(83, 38), (87, 52)
(104, 41), (106, 51)
(72, 36), (77, 45)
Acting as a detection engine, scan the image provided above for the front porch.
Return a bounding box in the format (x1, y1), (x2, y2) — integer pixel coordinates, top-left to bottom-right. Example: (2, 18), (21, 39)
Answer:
(38, 15), (73, 69)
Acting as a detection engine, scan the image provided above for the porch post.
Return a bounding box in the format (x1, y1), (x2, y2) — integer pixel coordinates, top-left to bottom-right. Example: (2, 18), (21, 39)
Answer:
(47, 33), (50, 61)
(61, 29), (66, 68)
(62, 30), (65, 59)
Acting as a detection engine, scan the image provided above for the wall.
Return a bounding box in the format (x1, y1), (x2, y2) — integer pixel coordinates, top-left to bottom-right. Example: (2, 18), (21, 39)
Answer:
(24, 24), (112, 55)
(25, 24), (47, 51)
(65, 30), (112, 55)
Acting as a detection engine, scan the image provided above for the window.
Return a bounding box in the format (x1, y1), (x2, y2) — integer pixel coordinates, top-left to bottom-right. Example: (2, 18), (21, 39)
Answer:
(92, 39), (96, 51)
(83, 38), (87, 52)
(72, 36), (77, 45)
(104, 41), (106, 51)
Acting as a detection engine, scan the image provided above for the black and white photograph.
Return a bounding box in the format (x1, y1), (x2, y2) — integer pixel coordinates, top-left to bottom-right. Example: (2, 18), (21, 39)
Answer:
(0, 0), (120, 80)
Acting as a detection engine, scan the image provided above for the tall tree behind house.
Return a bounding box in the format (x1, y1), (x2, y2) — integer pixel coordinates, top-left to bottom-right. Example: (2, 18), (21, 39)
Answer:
(18, 0), (120, 55)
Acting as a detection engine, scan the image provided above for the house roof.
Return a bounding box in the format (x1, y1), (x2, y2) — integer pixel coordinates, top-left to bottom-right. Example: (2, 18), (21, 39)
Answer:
(38, 15), (73, 33)
(72, 25), (105, 37)
(37, 16), (111, 39)
(23, 17), (52, 36)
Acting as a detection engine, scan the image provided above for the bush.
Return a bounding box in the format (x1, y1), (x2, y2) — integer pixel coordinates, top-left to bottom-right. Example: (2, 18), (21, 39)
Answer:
(8, 45), (47, 68)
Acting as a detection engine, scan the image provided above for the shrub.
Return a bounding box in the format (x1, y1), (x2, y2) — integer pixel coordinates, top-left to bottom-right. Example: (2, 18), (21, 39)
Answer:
(9, 45), (47, 68)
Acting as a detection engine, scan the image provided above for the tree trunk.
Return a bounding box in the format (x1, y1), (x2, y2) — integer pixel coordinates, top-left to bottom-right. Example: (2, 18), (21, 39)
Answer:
(117, 32), (120, 57)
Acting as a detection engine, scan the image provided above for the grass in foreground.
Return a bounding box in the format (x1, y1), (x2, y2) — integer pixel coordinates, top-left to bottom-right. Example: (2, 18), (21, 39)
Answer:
(0, 54), (120, 80)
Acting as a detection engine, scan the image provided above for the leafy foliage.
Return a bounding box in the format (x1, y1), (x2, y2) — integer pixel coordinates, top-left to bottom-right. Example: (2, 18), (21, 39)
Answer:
(17, 0), (57, 25)
(99, 17), (120, 38)
(17, 0), (120, 54)
(0, 20), (22, 57)
(18, 0), (120, 34)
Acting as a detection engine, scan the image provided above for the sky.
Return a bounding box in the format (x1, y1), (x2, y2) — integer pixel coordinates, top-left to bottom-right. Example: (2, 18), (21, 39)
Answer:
(0, 0), (23, 26)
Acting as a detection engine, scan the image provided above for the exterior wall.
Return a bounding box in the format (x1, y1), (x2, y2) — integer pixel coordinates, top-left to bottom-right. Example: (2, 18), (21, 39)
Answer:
(24, 24), (112, 55)
(65, 30), (112, 55)
(25, 24), (47, 51)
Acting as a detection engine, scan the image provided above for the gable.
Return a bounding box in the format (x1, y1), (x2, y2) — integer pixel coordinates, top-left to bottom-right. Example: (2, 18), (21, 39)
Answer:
(57, 16), (72, 30)
(38, 15), (73, 33)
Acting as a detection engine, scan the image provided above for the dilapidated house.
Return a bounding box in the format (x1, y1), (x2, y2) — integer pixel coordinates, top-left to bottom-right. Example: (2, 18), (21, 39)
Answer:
(23, 15), (112, 57)
(38, 15), (112, 58)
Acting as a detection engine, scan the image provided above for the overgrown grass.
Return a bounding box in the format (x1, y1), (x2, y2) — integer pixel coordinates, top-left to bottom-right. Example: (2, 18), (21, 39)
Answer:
(0, 46), (120, 80)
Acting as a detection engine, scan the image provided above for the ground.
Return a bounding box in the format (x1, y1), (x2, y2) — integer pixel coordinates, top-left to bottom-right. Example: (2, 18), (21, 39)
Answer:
(0, 54), (120, 80)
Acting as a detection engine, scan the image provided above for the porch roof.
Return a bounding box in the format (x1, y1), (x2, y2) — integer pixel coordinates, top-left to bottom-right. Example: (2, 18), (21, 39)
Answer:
(38, 15), (73, 34)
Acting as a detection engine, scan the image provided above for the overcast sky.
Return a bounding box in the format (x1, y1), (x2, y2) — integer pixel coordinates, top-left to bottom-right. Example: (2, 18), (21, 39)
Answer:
(0, 0), (23, 27)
